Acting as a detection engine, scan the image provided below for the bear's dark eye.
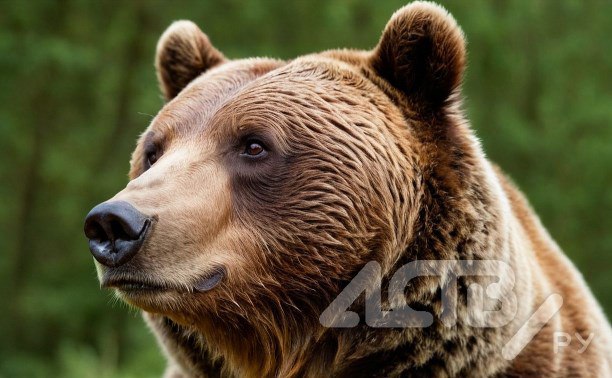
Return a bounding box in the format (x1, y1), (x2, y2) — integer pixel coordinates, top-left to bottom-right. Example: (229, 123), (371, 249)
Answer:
(241, 139), (267, 159)
(147, 151), (158, 166)
(144, 144), (160, 170)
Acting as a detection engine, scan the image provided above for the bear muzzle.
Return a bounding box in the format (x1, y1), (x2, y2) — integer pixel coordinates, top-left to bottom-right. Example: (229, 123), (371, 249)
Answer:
(84, 200), (152, 268)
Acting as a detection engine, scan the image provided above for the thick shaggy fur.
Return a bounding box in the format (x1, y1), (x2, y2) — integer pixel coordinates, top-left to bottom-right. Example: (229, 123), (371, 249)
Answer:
(95, 2), (611, 377)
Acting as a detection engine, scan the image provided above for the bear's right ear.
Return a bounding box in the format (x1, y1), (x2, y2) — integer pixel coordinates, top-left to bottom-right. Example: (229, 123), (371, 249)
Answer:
(155, 20), (226, 101)
(370, 2), (466, 111)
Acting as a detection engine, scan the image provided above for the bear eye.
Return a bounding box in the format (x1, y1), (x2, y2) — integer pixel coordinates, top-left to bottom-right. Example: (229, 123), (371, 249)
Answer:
(144, 145), (160, 170)
(147, 151), (158, 166)
(241, 139), (267, 159)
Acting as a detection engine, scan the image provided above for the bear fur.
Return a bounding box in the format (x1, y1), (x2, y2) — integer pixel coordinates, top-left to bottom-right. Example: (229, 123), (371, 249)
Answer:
(93, 2), (611, 377)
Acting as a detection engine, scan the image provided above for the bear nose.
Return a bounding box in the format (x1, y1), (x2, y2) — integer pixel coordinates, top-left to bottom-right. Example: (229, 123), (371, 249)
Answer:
(84, 201), (151, 268)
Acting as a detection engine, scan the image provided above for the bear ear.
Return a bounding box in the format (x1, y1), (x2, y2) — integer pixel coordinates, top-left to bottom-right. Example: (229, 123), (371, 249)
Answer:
(155, 20), (226, 101)
(370, 1), (466, 110)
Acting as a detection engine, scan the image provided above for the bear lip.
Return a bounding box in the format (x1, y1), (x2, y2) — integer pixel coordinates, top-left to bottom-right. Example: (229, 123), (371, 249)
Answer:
(101, 266), (225, 293)
(194, 267), (225, 292)
(102, 277), (170, 292)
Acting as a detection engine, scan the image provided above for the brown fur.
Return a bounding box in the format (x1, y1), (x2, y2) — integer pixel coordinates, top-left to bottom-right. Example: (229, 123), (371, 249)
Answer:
(94, 2), (611, 377)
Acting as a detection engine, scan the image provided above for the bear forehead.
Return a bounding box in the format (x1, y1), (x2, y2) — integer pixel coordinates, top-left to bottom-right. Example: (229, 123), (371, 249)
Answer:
(150, 55), (390, 137)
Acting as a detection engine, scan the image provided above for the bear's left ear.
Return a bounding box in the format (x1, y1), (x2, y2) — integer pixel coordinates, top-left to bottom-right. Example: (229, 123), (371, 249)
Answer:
(155, 20), (227, 101)
(370, 1), (466, 110)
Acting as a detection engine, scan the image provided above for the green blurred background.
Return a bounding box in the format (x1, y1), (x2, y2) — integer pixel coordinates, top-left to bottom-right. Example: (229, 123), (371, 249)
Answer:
(1, 1), (610, 377)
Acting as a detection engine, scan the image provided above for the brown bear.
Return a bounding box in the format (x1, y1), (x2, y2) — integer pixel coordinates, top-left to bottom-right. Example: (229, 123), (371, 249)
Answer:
(84, 2), (612, 377)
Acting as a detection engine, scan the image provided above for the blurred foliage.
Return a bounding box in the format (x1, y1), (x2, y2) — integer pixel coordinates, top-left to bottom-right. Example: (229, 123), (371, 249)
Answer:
(0, 0), (610, 377)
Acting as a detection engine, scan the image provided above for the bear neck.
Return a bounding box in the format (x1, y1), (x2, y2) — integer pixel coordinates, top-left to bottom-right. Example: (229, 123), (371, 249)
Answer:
(324, 122), (523, 376)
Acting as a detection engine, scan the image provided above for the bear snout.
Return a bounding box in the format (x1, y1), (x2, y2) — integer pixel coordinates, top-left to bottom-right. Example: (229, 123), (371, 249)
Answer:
(84, 200), (151, 268)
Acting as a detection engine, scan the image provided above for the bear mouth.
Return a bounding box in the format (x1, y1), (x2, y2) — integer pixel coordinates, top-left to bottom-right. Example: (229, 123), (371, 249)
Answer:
(103, 277), (171, 292)
(101, 266), (225, 294)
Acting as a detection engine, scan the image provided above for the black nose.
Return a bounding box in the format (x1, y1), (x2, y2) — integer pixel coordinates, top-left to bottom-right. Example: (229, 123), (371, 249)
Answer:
(84, 201), (151, 267)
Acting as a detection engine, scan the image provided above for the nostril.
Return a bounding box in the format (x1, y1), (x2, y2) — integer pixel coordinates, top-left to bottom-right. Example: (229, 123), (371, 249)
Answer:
(84, 221), (103, 241)
(84, 217), (109, 242)
(110, 218), (131, 242)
